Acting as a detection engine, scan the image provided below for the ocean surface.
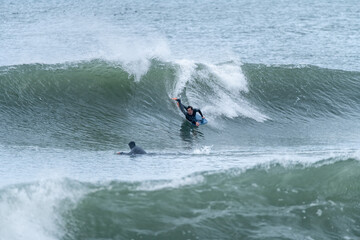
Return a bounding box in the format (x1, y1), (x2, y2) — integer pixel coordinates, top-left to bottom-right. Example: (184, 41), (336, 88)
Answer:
(1, 0), (360, 239)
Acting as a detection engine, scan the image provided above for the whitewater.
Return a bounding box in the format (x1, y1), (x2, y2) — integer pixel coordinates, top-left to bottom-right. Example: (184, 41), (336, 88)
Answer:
(1, 0), (360, 239)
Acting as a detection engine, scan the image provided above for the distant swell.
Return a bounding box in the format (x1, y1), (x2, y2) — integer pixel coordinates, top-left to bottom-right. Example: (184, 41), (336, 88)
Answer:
(1, 60), (359, 149)
(1, 158), (359, 240)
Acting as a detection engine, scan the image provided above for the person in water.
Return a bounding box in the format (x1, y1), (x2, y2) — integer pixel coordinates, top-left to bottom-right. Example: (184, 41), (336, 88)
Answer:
(175, 98), (205, 126)
(117, 141), (146, 155)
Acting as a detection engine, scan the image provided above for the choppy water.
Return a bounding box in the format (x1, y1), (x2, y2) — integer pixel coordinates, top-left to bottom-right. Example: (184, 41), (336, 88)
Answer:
(1, 0), (360, 239)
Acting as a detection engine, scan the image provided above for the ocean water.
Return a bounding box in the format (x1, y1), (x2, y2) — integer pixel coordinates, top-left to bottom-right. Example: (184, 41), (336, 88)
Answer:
(1, 0), (360, 239)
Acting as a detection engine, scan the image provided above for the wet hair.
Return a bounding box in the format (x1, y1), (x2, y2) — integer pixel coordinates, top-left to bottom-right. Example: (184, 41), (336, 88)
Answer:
(187, 106), (193, 110)
(128, 141), (136, 149)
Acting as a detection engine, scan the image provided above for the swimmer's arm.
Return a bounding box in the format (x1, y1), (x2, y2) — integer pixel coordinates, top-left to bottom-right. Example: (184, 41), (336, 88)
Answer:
(117, 151), (132, 155)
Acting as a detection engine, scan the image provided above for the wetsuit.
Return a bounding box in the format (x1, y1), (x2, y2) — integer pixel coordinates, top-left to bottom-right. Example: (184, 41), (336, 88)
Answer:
(176, 99), (204, 125)
(118, 141), (146, 155)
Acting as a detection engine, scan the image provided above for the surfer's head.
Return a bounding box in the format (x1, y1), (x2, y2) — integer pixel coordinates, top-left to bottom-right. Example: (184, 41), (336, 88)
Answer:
(128, 141), (136, 149)
(187, 106), (193, 115)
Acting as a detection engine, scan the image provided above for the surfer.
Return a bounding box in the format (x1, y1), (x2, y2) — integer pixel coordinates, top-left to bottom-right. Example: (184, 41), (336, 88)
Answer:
(173, 98), (205, 126)
(117, 141), (146, 155)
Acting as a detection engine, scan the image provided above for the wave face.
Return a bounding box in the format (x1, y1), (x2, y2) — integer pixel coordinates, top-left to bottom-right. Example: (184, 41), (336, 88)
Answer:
(243, 64), (360, 119)
(1, 158), (359, 240)
(1, 60), (360, 149)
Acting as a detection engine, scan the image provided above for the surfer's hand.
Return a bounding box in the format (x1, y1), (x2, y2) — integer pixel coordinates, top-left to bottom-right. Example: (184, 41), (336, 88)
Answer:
(202, 116), (205, 119)
(196, 122), (200, 126)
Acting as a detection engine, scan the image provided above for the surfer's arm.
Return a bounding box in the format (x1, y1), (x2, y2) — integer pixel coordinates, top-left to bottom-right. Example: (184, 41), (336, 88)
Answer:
(177, 99), (187, 116)
(196, 109), (204, 118)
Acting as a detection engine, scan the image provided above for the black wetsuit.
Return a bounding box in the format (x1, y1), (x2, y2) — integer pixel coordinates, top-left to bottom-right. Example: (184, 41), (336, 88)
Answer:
(176, 99), (204, 125)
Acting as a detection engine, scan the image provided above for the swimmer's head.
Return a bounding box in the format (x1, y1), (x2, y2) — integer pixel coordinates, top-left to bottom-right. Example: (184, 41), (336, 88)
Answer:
(128, 141), (136, 149)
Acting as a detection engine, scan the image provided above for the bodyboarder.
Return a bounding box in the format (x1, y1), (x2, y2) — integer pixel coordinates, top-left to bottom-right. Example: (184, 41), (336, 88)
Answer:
(173, 98), (205, 126)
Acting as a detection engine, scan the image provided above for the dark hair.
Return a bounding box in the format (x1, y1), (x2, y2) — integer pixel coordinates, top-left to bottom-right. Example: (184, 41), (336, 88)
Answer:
(187, 106), (193, 110)
(128, 141), (136, 149)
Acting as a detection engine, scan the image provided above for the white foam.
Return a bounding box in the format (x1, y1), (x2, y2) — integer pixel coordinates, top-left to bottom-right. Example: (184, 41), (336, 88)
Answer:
(193, 146), (213, 155)
(316, 209), (323, 217)
(207, 62), (248, 91)
(171, 59), (197, 97)
(0, 179), (84, 240)
(98, 36), (171, 81)
(172, 60), (269, 122)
